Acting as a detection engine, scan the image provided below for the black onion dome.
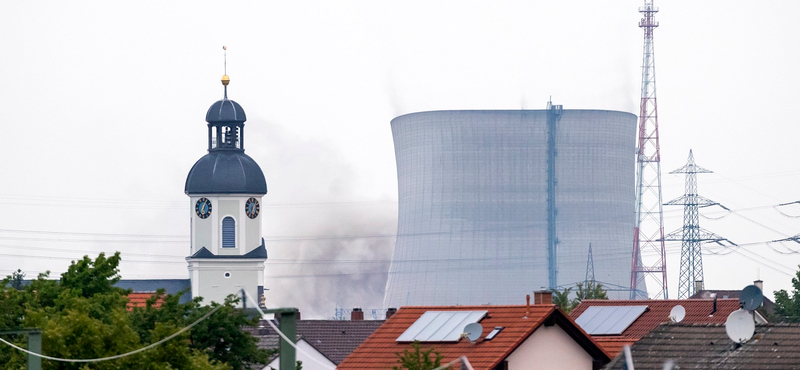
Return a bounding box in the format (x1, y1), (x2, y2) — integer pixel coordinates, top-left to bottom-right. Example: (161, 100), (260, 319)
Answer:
(206, 99), (246, 123)
(185, 151), (267, 195)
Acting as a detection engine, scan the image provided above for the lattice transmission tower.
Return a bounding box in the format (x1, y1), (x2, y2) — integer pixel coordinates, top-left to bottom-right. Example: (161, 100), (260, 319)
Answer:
(585, 244), (595, 286)
(630, 0), (668, 299)
(664, 150), (732, 299)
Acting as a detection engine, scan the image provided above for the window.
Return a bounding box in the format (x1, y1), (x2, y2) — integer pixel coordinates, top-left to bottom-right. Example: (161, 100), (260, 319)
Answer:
(222, 217), (236, 248)
(485, 327), (504, 341)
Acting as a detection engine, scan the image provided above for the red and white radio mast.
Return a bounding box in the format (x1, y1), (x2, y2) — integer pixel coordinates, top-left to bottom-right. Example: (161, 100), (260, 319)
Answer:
(630, 0), (668, 299)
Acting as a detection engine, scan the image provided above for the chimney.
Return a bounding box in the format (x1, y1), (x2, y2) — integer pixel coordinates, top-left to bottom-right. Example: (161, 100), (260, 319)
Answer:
(385, 307), (397, 320)
(709, 293), (717, 317)
(694, 280), (704, 294)
(533, 290), (552, 305)
(525, 295), (530, 318)
(351, 307), (364, 321)
(754, 280), (763, 292)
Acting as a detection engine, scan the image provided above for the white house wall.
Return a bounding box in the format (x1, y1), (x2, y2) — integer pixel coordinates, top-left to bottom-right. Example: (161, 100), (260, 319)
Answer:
(505, 324), (593, 370)
(265, 339), (336, 370)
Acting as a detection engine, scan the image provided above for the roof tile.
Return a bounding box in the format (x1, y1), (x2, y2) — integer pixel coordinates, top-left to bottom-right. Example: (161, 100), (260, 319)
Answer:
(339, 305), (608, 370)
(126, 292), (164, 311)
(570, 299), (742, 356)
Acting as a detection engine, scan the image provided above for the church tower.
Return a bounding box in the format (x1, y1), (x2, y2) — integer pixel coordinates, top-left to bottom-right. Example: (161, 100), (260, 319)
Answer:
(185, 73), (267, 306)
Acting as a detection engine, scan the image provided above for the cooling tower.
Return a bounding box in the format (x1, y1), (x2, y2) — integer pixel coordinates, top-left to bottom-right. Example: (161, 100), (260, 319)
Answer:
(383, 109), (637, 307)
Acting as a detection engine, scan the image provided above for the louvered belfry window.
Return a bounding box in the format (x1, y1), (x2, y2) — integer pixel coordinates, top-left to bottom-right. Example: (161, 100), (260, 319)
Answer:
(222, 217), (236, 248)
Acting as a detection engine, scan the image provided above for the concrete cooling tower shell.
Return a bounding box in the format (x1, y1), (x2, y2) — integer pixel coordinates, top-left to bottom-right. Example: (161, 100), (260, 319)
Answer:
(383, 109), (637, 307)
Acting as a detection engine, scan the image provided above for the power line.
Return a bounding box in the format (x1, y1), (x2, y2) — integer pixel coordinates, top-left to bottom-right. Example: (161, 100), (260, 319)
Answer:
(0, 252), (184, 264)
(0, 228), (187, 238)
(0, 193), (396, 210)
(775, 201), (800, 218)
(0, 303), (224, 363)
(0, 236), (186, 244)
(0, 244), (187, 258)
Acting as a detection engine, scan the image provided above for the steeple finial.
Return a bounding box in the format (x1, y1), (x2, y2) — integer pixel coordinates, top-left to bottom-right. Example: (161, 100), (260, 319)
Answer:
(221, 46), (229, 99)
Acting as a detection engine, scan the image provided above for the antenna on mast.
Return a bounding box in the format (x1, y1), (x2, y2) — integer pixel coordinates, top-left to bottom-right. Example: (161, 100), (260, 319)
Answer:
(630, 0), (668, 300)
(221, 46), (230, 99)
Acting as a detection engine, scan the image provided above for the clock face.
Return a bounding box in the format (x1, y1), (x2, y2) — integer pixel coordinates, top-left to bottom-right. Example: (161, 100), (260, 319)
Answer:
(245, 197), (260, 219)
(195, 198), (212, 219)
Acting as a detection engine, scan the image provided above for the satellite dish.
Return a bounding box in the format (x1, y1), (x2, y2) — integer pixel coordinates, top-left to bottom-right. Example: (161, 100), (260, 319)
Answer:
(725, 309), (755, 343)
(463, 323), (483, 342)
(740, 285), (764, 311)
(670, 305), (686, 323)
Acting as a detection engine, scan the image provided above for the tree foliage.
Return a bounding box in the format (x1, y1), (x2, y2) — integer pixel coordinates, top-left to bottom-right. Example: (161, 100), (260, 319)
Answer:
(552, 287), (573, 312)
(774, 265), (800, 322)
(553, 280), (609, 314)
(575, 280), (608, 301)
(0, 252), (269, 370)
(392, 340), (443, 370)
(9, 269), (25, 290)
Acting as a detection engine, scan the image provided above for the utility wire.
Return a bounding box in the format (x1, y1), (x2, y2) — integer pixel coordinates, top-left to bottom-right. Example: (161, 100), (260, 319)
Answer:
(247, 290), (473, 370)
(0, 303), (224, 363)
(775, 201), (800, 218)
(0, 236), (185, 244)
(0, 252), (184, 264)
(243, 290), (337, 370)
(0, 244), (186, 258)
(0, 228), (186, 238)
(3, 198), (795, 245)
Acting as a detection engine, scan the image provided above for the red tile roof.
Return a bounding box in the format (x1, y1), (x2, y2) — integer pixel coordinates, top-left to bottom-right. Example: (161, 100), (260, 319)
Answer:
(591, 338), (636, 356)
(338, 305), (609, 370)
(570, 299), (742, 356)
(126, 292), (164, 311)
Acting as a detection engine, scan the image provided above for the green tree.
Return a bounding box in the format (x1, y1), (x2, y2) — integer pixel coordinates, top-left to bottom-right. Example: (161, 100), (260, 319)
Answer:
(574, 280), (608, 301)
(392, 340), (444, 370)
(552, 280), (609, 314)
(553, 287), (573, 313)
(9, 269), (25, 290)
(774, 265), (800, 322)
(0, 252), (269, 370)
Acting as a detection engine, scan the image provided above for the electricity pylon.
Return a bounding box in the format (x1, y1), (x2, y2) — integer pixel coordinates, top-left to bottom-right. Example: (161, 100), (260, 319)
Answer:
(664, 150), (733, 298)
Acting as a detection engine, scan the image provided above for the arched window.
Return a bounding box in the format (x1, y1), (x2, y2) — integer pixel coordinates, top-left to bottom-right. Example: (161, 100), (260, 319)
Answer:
(222, 216), (236, 248)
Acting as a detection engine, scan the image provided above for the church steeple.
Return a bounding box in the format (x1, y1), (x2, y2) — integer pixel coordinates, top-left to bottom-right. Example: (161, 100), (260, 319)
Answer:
(184, 50), (268, 307)
(205, 76), (246, 152)
(205, 46), (245, 152)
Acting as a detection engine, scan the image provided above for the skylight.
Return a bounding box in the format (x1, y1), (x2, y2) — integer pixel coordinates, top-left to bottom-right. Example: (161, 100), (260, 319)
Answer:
(575, 306), (648, 335)
(484, 327), (504, 341)
(396, 311), (487, 342)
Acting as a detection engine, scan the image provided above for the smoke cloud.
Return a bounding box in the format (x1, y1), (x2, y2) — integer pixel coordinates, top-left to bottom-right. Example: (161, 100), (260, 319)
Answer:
(248, 118), (397, 319)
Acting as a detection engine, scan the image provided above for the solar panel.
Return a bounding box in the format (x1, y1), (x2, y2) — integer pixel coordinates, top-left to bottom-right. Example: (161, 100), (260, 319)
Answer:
(575, 306), (648, 335)
(397, 311), (487, 342)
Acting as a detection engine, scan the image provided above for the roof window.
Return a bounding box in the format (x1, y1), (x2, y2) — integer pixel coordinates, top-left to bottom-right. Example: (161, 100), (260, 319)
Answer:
(484, 326), (504, 341)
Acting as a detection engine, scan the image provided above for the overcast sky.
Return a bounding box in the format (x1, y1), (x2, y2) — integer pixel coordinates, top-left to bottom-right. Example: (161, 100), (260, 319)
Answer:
(1, 1), (799, 318)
